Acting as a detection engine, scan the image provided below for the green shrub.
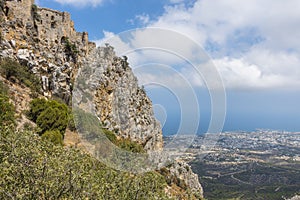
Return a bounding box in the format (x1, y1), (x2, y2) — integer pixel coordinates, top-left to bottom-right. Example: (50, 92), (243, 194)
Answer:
(63, 37), (78, 63)
(117, 138), (145, 153)
(73, 108), (103, 140)
(0, 59), (41, 94)
(41, 130), (63, 145)
(22, 122), (36, 132)
(0, 59), (17, 79)
(27, 98), (69, 136)
(67, 113), (76, 131)
(0, 82), (15, 127)
(0, 95), (15, 127)
(101, 128), (117, 144)
(27, 98), (48, 122)
(0, 80), (8, 95)
(36, 105), (68, 134)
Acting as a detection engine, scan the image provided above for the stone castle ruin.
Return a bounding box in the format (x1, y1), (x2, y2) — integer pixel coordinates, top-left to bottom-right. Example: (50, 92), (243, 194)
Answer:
(3, 0), (93, 52)
(1, 0), (95, 101)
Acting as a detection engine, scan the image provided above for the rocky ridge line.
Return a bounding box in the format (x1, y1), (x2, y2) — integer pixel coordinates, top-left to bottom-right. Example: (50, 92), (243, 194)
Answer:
(0, 0), (203, 199)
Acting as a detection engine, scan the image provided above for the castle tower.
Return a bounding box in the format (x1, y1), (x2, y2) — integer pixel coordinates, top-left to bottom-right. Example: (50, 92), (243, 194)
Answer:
(5, 0), (35, 24)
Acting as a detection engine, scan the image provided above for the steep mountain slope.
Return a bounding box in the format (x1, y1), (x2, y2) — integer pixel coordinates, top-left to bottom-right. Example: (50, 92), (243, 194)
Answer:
(0, 0), (203, 199)
(79, 46), (163, 151)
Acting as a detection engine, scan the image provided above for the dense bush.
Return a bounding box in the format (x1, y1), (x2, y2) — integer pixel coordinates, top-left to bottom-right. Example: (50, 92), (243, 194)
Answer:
(36, 104), (68, 134)
(27, 98), (69, 136)
(27, 98), (48, 122)
(0, 80), (8, 95)
(0, 59), (41, 95)
(73, 108), (103, 139)
(41, 130), (63, 145)
(0, 95), (15, 127)
(0, 81), (15, 127)
(0, 127), (170, 199)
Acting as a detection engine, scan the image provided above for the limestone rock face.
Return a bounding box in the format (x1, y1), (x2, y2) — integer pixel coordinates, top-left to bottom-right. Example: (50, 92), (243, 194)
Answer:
(0, 0), (95, 102)
(77, 46), (203, 198)
(81, 46), (163, 151)
(169, 161), (203, 198)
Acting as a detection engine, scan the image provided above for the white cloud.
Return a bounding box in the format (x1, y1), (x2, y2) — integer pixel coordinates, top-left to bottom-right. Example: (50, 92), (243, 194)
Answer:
(94, 31), (142, 67)
(151, 0), (300, 52)
(127, 14), (150, 26)
(95, 31), (129, 53)
(53, 0), (105, 7)
(180, 67), (205, 87)
(95, 0), (300, 90)
(135, 14), (150, 25)
(137, 0), (300, 90)
(214, 57), (300, 90)
(94, 28), (208, 67)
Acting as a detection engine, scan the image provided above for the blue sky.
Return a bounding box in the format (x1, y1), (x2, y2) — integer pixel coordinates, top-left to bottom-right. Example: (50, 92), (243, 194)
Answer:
(37, 0), (300, 134)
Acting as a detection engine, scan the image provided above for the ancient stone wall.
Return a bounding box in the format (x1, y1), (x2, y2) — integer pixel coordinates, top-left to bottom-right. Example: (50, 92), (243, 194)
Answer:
(4, 0), (34, 23)
(35, 7), (92, 54)
(0, 0), (95, 101)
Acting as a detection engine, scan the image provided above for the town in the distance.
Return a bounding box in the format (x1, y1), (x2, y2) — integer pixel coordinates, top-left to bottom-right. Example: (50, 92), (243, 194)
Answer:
(164, 130), (300, 200)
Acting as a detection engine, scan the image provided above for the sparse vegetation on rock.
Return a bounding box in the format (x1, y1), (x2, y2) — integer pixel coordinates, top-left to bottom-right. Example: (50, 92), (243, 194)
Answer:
(0, 58), (41, 96)
(73, 108), (146, 153)
(63, 37), (79, 63)
(31, 4), (41, 22)
(0, 81), (15, 127)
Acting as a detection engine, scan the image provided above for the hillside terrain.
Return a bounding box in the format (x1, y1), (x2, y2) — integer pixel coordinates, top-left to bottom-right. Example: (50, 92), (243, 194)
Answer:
(165, 131), (300, 199)
(0, 0), (203, 199)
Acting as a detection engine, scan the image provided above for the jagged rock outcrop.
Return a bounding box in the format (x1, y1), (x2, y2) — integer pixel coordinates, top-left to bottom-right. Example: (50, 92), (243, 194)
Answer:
(79, 45), (163, 151)
(0, 0), (95, 102)
(75, 45), (203, 198)
(161, 160), (203, 199)
(169, 161), (203, 198)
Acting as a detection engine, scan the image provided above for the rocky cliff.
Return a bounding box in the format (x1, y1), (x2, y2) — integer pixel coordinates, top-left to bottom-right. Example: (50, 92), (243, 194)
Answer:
(0, 0), (95, 102)
(0, 0), (203, 199)
(74, 44), (203, 199)
(79, 45), (164, 151)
